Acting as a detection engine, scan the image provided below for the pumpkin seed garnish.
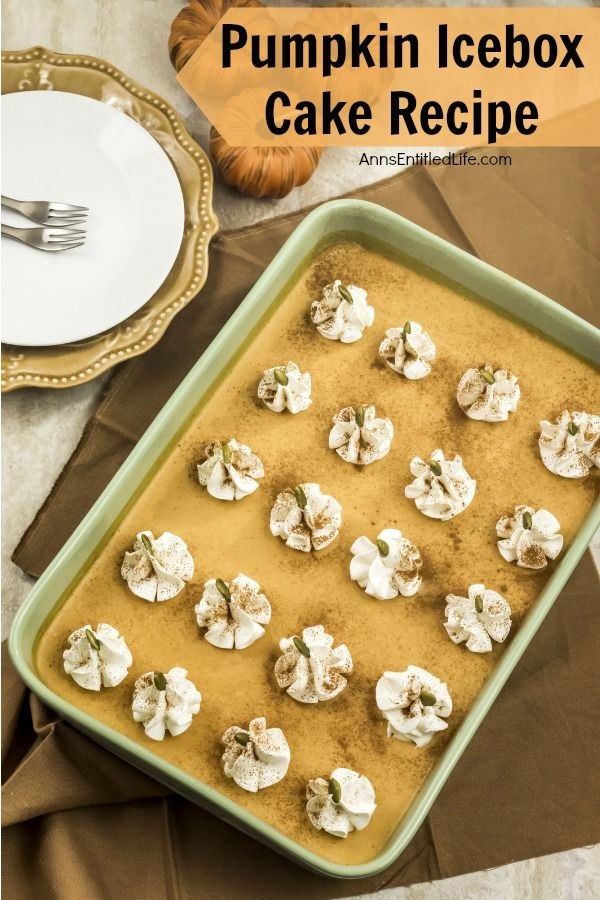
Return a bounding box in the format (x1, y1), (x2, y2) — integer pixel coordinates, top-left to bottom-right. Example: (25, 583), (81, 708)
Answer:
(376, 538), (390, 557)
(328, 777), (342, 804)
(234, 731), (251, 747)
(403, 320), (411, 336)
(293, 636), (311, 658)
(475, 594), (484, 614)
(480, 367), (496, 385)
(338, 284), (354, 304)
(153, 672), (167, 692)
(430, 460), (443, 477)
(221, 442), (232, 464)
(567, 420), (579, 436)
(294, 485), (308, 510)
(141, 533), (153, 554)
(354, 405), (366, 427)
(215, 578), (231, 602)
(419, 690), (437, 707)
(85, 628), (100, 652)
(522, 510), (533, 530)
(274, 367), (289, 387)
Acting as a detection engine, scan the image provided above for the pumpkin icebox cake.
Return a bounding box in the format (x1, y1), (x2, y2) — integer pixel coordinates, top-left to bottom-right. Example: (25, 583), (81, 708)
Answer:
(36, 241), (599, 867)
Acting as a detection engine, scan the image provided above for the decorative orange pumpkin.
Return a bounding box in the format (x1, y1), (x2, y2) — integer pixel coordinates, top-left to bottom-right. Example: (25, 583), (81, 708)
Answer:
(169, 0), (322, 199)
(210, 128), (322, 200)
(169, 0), (264, 74)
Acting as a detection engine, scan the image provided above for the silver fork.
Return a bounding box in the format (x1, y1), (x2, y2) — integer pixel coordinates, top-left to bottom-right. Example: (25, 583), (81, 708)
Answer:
(1, 195), (88, 227)
(1, 224), (86, 252)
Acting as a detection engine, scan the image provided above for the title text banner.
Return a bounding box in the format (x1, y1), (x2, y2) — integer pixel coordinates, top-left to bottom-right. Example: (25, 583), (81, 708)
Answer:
(177, 8), (600, 147)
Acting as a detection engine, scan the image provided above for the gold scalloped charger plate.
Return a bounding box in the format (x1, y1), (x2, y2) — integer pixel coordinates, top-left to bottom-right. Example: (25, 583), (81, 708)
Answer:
(1, 47), (218, 392)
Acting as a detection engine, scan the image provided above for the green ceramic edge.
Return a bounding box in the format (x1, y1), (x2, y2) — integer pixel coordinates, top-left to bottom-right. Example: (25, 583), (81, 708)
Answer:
(8, 199), (600, 880)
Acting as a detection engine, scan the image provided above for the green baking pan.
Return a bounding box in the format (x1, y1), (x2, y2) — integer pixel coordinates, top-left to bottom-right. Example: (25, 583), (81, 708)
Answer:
(8, 200), (600, 879)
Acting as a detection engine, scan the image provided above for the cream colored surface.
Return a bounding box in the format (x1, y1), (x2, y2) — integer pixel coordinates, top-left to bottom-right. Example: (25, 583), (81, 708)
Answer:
(2, 0), (599, 896)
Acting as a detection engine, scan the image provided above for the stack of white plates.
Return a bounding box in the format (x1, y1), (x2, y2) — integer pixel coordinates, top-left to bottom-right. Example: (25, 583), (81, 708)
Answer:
(2, 91), (185, 347)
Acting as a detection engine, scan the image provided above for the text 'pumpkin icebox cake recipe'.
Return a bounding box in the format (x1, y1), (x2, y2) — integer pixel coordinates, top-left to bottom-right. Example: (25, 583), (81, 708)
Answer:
(36, 240), (599, 866)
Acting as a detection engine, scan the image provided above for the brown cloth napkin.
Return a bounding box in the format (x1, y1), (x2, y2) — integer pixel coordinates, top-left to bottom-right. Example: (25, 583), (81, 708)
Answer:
(3, 552), (599, 899)
(5, 148), (600, 898)
(12, 148), (600, 577)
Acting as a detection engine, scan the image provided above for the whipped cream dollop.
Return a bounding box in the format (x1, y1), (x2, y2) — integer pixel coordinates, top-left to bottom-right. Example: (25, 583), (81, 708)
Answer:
(63, 623), (132, 691)
(121, 530), (194, 602)
(376, 666), (452, 748)
(496, 504), (563, 569)
(270, 482), (342, 552)
(306, 768), (377, 838)
(132, 667), (201, 741)
(310, 280), (375, 343)
(197, 439), (264, 501)
(222, 716), (290, 792)
(329, 405), (394, 466)
(195, 574), (271, 650)
(405, 450), (476, 520)
(538, 409), (600, 478)
(274, 625), (353, 703)
(379, 321), (436, 379)
(350, 528), (423, 600)
(444, 584), (512, 653)
(456, 363), (520, 422)
(258, 361), (312, 414)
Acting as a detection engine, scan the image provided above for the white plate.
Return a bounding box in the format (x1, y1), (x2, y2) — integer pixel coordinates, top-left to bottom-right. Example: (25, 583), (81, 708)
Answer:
(1, 91), (185, 346)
